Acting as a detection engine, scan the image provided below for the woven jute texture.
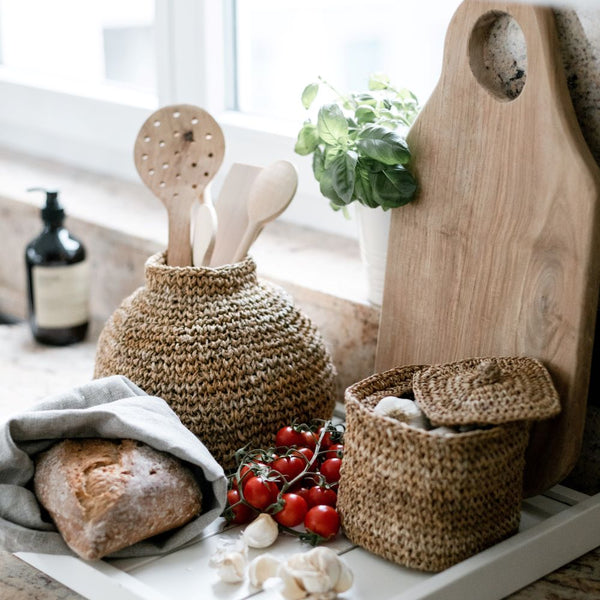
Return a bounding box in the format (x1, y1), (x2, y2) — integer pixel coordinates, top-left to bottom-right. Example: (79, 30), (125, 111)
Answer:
(413, 357), (561, 426)
(94, 252), (337, 470)
(337, 365), (529, 572)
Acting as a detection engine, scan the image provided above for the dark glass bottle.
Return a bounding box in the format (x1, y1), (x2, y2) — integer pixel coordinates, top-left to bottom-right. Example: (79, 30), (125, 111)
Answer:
(25, 188), (89, 345)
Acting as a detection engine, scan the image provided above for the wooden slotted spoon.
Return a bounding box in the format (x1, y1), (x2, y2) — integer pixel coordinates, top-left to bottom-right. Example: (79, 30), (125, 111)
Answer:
(134, 104), (225, 267)
(231, 160), (298, 263)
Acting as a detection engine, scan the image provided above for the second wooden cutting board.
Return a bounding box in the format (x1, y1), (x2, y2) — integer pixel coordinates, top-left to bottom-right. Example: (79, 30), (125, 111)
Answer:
(376, 0), (600, 497)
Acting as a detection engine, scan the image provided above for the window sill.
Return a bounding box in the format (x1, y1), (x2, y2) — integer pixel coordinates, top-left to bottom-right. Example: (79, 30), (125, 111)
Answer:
(0, 147), (380, 400)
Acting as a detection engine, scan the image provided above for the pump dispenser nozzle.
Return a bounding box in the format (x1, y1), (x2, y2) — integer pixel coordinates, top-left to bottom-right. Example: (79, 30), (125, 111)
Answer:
(27, 187), (65, 225)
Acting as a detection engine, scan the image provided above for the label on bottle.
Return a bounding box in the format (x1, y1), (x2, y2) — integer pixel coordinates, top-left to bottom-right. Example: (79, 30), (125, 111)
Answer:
(32, 261), (90, 328)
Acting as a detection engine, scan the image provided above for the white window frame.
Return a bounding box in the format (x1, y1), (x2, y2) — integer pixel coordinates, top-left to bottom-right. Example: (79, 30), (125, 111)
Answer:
(0, 0), (357, 237)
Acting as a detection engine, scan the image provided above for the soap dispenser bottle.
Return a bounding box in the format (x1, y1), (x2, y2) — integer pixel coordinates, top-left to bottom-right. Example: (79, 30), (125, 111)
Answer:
(25, 187), (90, 345)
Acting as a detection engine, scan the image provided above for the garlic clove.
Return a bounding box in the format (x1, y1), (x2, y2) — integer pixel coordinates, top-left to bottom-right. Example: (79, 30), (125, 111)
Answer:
(334, 563), (354, 593)
(209, 551), (246, 583)
(242, 512), (279, 548)
(276, 562), (309, 600)
(305, 547), (341, 592)
(208, 536), (248, 583)
(248, 553), (281, 588)
(281, 547), (354, 597)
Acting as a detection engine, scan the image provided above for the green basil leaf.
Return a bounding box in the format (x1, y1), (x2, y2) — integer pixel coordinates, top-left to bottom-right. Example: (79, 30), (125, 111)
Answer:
(317, 104), (349, 145)
(294, 123), (320, 155)
(301, 82), (319, 109)
(355, 105), (377, 124)
(378, 120), (402, 130)
(323, 145), (342, 169)
(330, 150), (358, 204)
(312, 146), (325, 181)
(353, 164), (378, 208)
(318, 166), (345, 206)
(347, 117), (359, 130)
(357, 125), (411, 166)
(359, 157), (385, 173)
(371, 165), (417, 208)
(354, 93), (377, 107)
(368, 73), (390, 91)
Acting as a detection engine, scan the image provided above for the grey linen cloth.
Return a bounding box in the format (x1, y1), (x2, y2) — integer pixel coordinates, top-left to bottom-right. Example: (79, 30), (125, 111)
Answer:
(0, 375), (227, 558)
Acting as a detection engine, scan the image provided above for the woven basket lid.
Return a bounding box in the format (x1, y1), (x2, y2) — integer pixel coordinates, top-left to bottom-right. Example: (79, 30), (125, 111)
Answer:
(412, 357), (561, 426)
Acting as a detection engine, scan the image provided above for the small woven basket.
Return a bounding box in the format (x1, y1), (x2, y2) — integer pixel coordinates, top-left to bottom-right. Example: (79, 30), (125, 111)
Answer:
(337, 358), (560, 572)
(94, 252), (336, 469)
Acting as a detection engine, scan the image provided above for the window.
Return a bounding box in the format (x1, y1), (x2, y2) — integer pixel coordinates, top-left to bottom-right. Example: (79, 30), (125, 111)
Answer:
(0, 0), (460, 237)
(0, 0), (156, 101)
(232, 0), (457, 123)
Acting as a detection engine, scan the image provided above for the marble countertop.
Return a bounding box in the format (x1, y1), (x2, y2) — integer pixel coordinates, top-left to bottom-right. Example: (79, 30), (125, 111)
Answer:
(1, 322), (599, 600)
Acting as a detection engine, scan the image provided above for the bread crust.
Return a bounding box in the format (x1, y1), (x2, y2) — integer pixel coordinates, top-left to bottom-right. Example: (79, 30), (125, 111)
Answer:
(34, 438), (202, 560)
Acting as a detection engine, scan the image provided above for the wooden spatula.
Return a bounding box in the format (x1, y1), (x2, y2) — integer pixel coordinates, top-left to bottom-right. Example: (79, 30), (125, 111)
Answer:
(209, 163), (263, 267)
(231, 160), (298, 263)
(134, 104), (225, 267)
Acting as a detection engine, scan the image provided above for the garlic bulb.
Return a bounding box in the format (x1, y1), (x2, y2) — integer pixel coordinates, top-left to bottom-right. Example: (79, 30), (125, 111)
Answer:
(429, 426), (458, 437)
(373, 396), (429, 430)
(248, 553), (281, 588)
(242, 513), (279, 548)
(208, 538), (247, 583)
(271, 547), (353, 599)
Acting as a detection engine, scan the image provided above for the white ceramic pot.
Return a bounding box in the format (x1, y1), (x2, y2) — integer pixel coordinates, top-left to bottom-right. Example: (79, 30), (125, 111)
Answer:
(354, 203), (391, 307)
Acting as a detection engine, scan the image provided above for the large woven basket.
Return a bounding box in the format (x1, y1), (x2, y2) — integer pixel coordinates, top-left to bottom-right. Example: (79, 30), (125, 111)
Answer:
(94, 252), (336, 469)
(337, 358), (560, 572)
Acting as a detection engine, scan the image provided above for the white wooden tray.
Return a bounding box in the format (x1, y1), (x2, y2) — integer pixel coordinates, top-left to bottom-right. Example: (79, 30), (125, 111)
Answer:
(16, 485), (600, 600)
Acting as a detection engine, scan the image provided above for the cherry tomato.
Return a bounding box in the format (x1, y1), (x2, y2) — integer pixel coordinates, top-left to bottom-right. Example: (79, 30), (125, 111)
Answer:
(317, 426), (334, 449)
(273, 493), (308, 528)
(239, 460), (270, 481)
(322, 443), (344, 460)
(300, 430), (318, 451)
(320, 458), (342, 484)
(243, 476), (278, 510)
(307, 486), (337, 508)
(304, 505), (340, 540)
(289, 484), (311, 504)
(239, 464), (255, 484)
(271, 455), (306, 483)
(227, 489), (253, 524)
(275, 426), (304, 448)
(293, 447), (315, 464)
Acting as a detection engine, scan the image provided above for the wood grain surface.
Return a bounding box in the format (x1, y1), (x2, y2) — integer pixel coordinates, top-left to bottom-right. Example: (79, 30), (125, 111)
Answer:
(376, 0), (600, 497)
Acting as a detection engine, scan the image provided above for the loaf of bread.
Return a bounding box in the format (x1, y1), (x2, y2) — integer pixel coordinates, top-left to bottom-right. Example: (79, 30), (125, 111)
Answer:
(34, 438), (202, 560)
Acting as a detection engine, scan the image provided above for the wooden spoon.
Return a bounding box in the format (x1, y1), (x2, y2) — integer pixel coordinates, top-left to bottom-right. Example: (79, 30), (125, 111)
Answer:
(134, 104), (225, 267)
(231, 161), (298, 263)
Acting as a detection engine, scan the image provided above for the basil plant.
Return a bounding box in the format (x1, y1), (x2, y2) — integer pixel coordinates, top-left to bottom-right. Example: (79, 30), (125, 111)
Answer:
(294, 74), (420, 214)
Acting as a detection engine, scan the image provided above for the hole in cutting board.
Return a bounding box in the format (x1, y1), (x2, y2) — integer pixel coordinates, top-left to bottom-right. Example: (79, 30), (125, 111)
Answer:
(468, 11), (527, 101)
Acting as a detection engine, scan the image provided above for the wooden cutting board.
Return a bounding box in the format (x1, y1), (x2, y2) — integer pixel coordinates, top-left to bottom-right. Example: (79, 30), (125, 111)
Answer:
(376, 0), (600, 497)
